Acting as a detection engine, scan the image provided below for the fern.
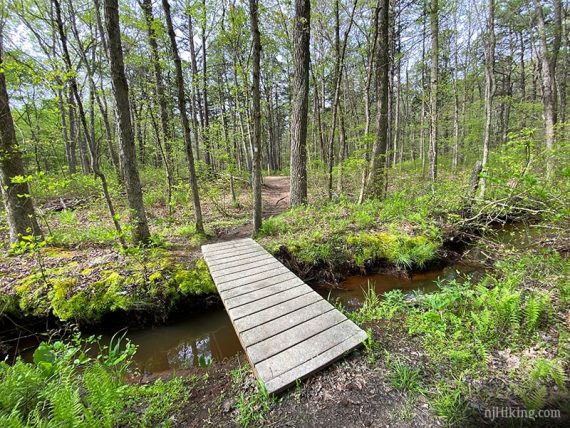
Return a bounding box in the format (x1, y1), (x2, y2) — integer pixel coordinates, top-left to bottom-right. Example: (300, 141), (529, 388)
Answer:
(45, 382), (84, 427)
(531, 358), (567, 390)
(83, 364), (124, 428)
(524, 295), (542, 333)
(521, 384), (547, 411)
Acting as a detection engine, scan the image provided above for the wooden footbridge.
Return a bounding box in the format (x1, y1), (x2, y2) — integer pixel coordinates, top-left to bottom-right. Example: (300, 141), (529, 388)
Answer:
(201, 238), (367, 394)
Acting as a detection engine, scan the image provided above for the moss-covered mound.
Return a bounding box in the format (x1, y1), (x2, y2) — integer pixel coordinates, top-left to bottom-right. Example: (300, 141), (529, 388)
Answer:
(258, 196), (444, 271)
(2, 247), (215, 325)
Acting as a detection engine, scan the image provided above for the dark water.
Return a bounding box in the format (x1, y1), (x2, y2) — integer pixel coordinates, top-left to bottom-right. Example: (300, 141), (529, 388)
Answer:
(112, 264), (483, 372)
(13, 224), (536, 373)
(108, 309), (242, 372)
(315, 263), (484, 311)
(10, 264), (483, 373)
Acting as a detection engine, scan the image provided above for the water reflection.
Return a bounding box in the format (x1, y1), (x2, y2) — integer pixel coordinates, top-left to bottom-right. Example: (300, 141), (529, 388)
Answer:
(106, 309), (243, 372)
(316, 263), (485, 310)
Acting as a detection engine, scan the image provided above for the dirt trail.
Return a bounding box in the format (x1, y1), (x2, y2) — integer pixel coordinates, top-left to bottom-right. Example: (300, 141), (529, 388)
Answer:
(217, 175), (289, 240)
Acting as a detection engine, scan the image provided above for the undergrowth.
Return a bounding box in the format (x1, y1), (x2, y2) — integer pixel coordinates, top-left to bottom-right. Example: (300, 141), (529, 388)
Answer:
(348, 247), (569, 424)
(0, 334), (191, 427)
(258, 195), (443, 270)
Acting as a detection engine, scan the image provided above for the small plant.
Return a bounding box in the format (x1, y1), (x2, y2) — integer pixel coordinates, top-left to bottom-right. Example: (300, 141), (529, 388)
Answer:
(230, 364), (250, 385)
(235, 380), (275, 427)
(363, 328), (379, 364)
(518, 358), (567, 411)
(387, 357), (422, 393)
(430, 381), (471, 425)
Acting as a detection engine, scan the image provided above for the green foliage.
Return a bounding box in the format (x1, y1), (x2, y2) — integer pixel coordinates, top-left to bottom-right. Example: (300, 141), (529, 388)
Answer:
(518, 358), (567, 411)
(258, 197), (442, 270)
(235, 380), (275, 428)
(0, 335), (187, 427)
(430, 381), (471, 425)
(387, 357), (422, 393)
(349, 286), (407, 325)
(174, 258), (216, 296)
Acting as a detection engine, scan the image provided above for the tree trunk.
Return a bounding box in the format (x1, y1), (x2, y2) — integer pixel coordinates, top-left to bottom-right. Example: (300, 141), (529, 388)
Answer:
(162, 0), (204, 234)
(357, 2), (380, 204)
(53, 0), (126, 248)
(289, 0), (310, 207)
(249, 0), (262, 233)
(104, 0), (151, 244)
(0, 29), (42, 244)
(478, 0), (495, 199)
(326, 0), (357, 199)
(364, 0), (389, 199)
(428, 0), (439, 192)
(201, 0), (212, 169)
(534, 0), (562, 179)
(141, 0), (171, 156)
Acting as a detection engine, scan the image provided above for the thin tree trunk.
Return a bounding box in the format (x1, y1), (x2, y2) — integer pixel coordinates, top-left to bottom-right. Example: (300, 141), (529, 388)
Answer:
(53, 0), (125, 248)
(162, 0), (204, 234)
(201, 0), (212, 169)
(534, 0), (562, 179)
(428, 0), (439, 193)
(104, 0), (151, 244)
(478, 0), (495, 199)
(364, 0), (389, 199)
(326, 0), (357, 199)
(357, 2), (380, 204)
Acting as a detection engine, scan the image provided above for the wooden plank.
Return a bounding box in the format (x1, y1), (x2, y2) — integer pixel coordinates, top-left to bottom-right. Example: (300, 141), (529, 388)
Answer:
(213, 260), (284, 283)
(233, 292), (323, 332)
(203, 248), (266, 264)
(202, 240), (255, 254)
(202, 238), (254, 252)
(201, 238), (367, 395)
(247, 309), (345, 364)
(209, 253), (275, 271)
(203, 244), (258, 260)
(217, 266), (291, 292)
(225, 277), (304, 309)
(240, 300), (332, 347)
(209, 257), (281, 278)
(229, 284), (312, 320)
(264, 333), (367, 394)
(255, 320), (363, 382)
(223, 272), (298, 300)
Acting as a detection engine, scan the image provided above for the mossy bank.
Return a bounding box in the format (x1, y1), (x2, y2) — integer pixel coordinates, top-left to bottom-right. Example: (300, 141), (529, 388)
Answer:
(1, 247), (216, 327)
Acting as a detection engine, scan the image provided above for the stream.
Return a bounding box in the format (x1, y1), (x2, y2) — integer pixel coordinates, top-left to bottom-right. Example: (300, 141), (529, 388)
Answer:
(9, 223), (539, 373)
(91, 263), (484, 372)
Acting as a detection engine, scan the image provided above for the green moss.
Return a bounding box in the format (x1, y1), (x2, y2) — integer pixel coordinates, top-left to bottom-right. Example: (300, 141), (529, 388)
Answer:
(258, 198), (442, 270)
(173, 258), (216, 295)
(50, 273), (138, 323)
(16, 273), (51, 317)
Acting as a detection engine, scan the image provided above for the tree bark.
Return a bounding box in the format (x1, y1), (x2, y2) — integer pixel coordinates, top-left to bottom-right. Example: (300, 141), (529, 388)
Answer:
(249, 0), (262, 233)
(141, 0), (171, 155)
(478, 0), (495, 199)
(428, 0), (439, 192)
(289, 0), (310, 207)
(0, 28), (42, 244)
(364, 0), (389, 199)
(534, 0), (562, 179)
(162, 0), (204, 234)
(104, 0), (151, 244)
(52, 0), (126, 248)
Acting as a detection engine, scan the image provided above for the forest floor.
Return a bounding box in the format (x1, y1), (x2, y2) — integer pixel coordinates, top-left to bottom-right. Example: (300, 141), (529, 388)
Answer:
(1, 170), (569, 427)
